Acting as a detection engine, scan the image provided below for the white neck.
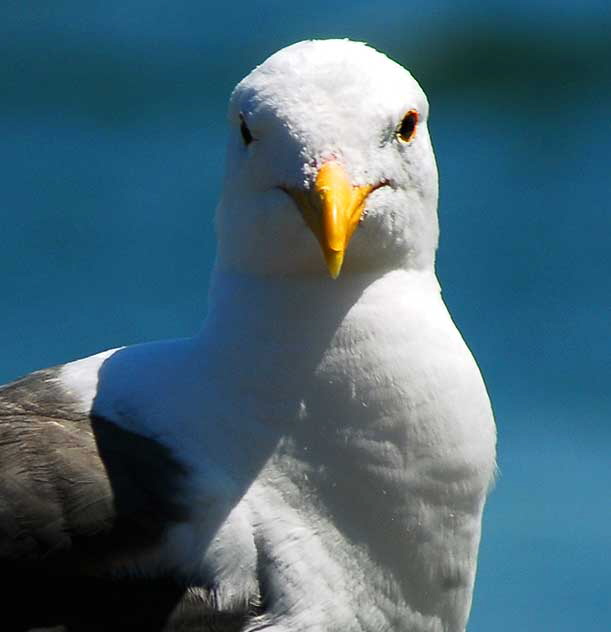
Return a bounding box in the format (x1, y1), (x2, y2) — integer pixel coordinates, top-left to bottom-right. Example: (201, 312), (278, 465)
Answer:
(199, 265), (440, 376)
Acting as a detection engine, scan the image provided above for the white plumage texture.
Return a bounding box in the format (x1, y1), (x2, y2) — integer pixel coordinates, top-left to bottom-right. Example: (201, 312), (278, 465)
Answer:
(59, 39), (496, 631)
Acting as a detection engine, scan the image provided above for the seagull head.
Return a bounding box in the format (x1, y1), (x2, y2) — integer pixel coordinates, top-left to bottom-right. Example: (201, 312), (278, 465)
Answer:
(216, 39), (439, 280)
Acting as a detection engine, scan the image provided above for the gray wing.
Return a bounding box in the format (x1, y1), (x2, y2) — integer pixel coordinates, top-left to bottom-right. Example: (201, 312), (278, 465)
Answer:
(0, 367), (251, 631)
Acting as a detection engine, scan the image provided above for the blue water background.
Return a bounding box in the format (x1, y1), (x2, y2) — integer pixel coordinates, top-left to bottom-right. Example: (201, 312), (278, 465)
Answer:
(1, 2), (609, 629)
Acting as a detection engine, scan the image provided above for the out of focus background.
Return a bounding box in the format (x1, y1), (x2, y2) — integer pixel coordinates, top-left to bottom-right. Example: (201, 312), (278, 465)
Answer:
(1, 1), (609, 629)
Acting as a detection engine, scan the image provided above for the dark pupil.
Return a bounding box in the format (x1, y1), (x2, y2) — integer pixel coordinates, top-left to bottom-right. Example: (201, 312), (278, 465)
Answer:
(400, 113), (416, 139)
(240, 117), (253, 145)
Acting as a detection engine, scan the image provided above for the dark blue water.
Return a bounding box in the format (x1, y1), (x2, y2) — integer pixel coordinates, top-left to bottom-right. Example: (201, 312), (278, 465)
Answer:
(1, 2), (609, 629)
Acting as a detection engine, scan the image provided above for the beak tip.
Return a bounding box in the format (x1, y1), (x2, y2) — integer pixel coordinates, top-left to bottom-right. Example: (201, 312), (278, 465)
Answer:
(325, 250), (344, 279)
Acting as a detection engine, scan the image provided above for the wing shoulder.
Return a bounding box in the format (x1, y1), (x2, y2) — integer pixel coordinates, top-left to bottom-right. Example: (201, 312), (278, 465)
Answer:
(0, 363), (250, 631)
(0, 366), (189, 566)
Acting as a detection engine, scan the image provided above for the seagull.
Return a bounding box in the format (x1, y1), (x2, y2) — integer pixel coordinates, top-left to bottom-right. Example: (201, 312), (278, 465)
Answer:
(0, 40), (496, 632)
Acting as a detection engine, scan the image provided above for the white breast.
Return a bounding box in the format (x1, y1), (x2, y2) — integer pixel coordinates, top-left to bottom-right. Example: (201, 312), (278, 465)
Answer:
(160, 269), (497, 632)
(59, 269), (495, 632)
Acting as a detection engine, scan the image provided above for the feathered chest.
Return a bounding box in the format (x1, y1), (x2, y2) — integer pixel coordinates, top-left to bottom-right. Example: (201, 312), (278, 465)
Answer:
(161, 294), (495, 629)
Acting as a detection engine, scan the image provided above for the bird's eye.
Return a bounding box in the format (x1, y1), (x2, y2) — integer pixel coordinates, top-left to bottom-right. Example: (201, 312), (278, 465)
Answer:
(397, 110), (418, 143)
(240, 114), (254, 146)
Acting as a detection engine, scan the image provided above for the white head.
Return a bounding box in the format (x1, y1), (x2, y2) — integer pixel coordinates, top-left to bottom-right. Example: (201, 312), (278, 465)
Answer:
(215, 39), (439, 280)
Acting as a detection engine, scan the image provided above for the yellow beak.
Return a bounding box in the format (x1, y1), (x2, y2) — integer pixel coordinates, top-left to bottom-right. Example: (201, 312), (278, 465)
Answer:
(287, 162), (379, 278)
